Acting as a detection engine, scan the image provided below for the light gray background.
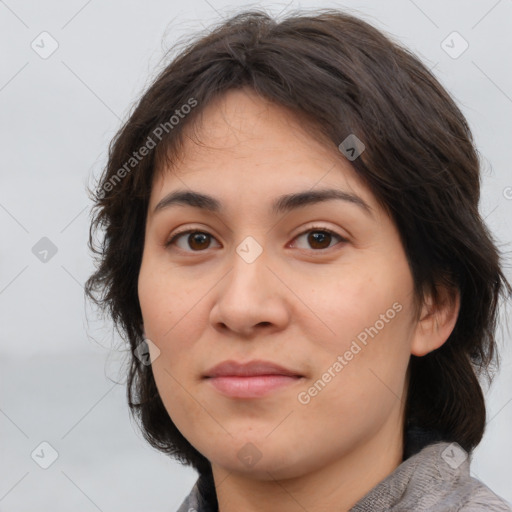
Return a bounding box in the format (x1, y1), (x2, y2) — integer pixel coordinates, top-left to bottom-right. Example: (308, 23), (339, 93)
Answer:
(1, 0), (511, 510)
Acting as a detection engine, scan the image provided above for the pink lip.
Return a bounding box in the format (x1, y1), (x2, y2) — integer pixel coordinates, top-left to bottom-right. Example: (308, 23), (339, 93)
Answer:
(207, 375), (301, 398)
(203, 359), (303, 398)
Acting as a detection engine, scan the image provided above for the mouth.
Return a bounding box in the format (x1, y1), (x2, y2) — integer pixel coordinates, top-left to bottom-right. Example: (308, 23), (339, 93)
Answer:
(203, 359), (304, 399)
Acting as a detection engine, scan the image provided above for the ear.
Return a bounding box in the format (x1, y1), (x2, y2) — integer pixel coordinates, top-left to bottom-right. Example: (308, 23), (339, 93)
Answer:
(410, 282), (460, 357)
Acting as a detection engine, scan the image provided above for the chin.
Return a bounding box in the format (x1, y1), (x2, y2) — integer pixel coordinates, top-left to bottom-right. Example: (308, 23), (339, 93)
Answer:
(204, 436), (314, 480)
(212, 454), (302, 480)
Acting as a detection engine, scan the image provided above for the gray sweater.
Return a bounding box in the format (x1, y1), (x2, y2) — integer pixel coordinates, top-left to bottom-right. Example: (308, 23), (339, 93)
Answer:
(176, 439), (511, 511)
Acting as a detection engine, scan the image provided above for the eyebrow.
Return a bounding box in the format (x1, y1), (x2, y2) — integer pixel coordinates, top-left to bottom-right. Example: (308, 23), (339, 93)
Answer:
(153, 188), (373, 218)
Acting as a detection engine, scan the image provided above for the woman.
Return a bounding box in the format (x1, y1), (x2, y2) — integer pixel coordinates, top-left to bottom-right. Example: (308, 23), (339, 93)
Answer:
(86, 8), (512, 511)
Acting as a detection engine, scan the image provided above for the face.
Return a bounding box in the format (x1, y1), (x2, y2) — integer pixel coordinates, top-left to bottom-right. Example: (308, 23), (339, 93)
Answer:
(138, 87), (421, 480)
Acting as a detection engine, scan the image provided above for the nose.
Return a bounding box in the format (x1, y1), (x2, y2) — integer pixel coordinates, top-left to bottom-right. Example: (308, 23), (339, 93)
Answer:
(209, 247), (291, 338)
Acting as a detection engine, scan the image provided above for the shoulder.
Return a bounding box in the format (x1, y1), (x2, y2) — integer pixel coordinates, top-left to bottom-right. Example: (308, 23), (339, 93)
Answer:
(405, 442), (512, 512)
(456, 478), (512, 511)
(351, 441), (511, 511)
(176, 475), (217, 512)
(176, 479), (202, 512)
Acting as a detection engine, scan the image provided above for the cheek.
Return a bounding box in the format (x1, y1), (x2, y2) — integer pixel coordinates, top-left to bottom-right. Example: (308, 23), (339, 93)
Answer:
(308, 268), (399, 348)
(302, 265), (412, 400)
(294, 303), (412, 447)
(144, 316), (206, 438)
(138, 258), (200, 343)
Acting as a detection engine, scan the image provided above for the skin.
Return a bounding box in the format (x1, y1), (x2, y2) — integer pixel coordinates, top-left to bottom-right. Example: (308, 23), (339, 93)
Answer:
(138, 87), (460, 512)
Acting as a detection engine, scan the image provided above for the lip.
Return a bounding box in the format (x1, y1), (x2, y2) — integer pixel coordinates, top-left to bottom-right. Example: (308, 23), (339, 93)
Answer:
(203, 359), (303, 378)
(203, 360), (304, 399)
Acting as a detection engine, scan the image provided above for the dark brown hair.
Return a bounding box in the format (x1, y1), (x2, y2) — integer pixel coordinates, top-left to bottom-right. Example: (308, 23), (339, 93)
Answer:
(85, 8), (511, 475)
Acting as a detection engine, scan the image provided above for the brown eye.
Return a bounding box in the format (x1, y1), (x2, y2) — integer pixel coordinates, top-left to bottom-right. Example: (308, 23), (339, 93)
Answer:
(166, 230), (220, 252)
(293, 227), (347, 251)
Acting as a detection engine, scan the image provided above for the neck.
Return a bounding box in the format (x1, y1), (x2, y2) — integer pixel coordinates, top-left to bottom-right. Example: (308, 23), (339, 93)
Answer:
(212, 418), (404, 512)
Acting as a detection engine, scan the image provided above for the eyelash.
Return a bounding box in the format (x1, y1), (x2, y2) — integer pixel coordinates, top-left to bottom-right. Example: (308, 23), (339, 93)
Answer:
(165, 225), (347, 253)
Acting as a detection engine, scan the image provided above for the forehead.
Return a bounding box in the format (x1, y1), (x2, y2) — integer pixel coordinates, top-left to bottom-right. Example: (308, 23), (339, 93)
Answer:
(149, 87), (376, 216)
